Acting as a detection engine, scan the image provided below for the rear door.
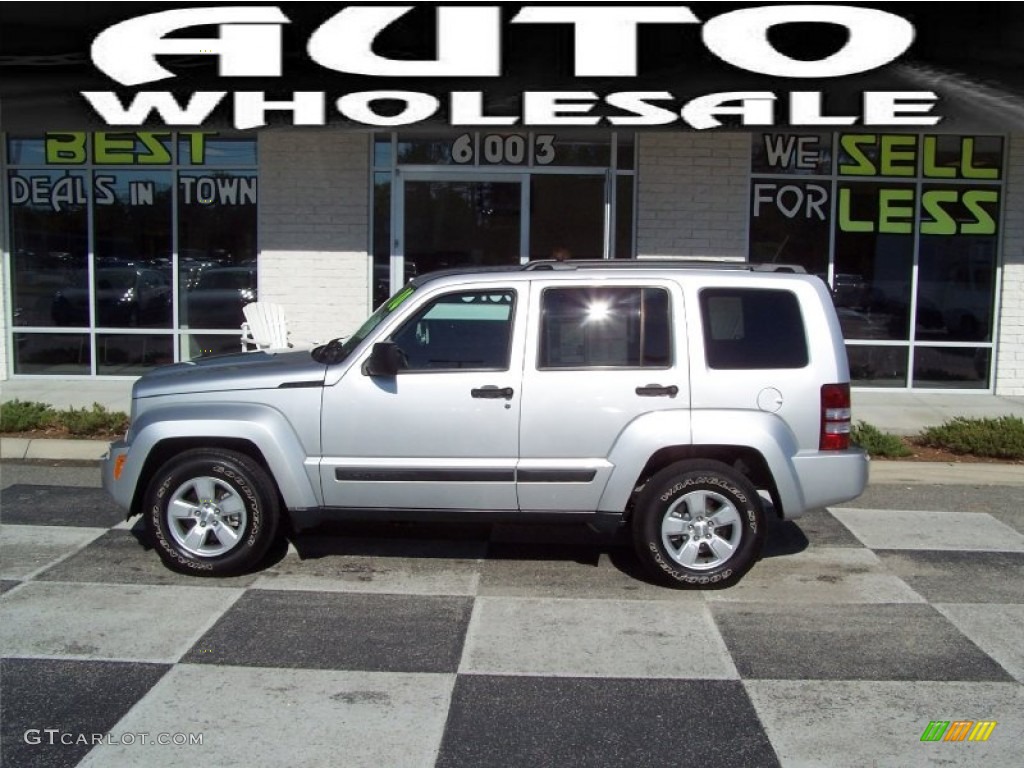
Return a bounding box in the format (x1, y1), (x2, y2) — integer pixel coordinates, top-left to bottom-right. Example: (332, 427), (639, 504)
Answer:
(517, 278), (688, 512)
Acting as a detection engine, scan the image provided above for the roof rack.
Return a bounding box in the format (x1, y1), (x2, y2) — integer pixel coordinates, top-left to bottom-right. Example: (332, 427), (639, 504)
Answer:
(522, 259), (806, 274)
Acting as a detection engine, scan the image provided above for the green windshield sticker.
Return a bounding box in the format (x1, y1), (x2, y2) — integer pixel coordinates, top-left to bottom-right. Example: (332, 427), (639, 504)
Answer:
(386, 285), (415, 311)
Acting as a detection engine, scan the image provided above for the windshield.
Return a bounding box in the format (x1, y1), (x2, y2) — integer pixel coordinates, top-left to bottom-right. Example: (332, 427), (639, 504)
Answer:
(313, 284), (417, 364)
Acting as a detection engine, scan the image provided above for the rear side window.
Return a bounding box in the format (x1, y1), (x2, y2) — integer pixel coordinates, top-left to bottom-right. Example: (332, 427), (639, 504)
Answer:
(539, 287), (671, 368)
(700, 288), (808, 369)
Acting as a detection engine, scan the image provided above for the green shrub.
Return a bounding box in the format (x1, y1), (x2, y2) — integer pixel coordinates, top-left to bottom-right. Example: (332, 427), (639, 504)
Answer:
(919, 416), (1024, 460)
(850, 420), (912, 458)
(55, 403), (130, 436)
(0, 400), (56, 432)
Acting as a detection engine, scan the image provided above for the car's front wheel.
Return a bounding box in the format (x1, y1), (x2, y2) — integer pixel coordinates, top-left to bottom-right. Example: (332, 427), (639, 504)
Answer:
(144, 448), (280, 576)
(633, 460), (764, 587)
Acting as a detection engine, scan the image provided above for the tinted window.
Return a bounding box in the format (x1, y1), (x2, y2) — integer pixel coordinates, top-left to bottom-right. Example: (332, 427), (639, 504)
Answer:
(539, 287), (671, 368)
(391, 290), (515, 371)
(701, 289), (808, 369)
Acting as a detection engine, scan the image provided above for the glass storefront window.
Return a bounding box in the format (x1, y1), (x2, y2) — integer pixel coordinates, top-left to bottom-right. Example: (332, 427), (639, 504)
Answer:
(178, 170), (258, 331)
(5, 132), (257, 375)
(8, 170), (88, 329)
(749, 179), (830, 275)
(529, 175), (605, 260)
(749, 132), (1004, 391)
(833, 183), (914, 341)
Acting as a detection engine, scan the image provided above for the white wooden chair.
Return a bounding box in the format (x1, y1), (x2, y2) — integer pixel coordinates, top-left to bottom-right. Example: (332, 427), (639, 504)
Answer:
(240, 302), (315, 352)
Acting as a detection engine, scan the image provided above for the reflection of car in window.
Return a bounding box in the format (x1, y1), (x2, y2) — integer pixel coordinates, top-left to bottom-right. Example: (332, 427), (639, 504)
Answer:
(184, 265), (257, 329)
(51, 267), (172, 327)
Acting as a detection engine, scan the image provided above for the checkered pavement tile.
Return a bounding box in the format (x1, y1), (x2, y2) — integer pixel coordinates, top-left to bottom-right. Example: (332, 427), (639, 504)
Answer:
(1, 658), (170, 768)
(436, 676), (780, 768)
(2, 483), (1023, 768)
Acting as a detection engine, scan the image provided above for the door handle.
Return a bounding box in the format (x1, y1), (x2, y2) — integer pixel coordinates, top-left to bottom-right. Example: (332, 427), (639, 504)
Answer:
(471, 386), (514, 400)
(636, 384), (679, 397)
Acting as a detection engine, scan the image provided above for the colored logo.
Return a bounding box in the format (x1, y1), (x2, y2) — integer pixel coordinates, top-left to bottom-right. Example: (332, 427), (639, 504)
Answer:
(920, 721), (997, 742)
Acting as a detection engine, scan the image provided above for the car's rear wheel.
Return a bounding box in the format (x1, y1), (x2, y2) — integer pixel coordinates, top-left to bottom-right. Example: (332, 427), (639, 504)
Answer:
(633, 460), (764, 587)
(144, 448), (280, 576)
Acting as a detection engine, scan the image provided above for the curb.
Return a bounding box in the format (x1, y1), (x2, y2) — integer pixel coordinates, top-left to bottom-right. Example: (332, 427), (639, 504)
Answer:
(3, 437), (1024, 485)
(1, 437), (110, 462)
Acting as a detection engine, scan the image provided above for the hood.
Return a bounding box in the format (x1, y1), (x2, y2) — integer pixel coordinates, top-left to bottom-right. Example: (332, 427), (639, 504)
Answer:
(134, 350), (328, 399)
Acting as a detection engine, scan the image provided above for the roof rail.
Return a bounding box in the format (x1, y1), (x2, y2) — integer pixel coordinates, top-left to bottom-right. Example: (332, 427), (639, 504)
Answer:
(523, 259), (806, 274)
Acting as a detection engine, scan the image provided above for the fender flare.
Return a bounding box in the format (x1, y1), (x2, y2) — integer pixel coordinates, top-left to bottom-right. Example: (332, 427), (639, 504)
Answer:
(126, 402), (320, 510)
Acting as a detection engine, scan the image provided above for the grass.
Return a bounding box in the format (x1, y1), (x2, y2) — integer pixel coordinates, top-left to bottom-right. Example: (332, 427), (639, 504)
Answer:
(1, 400), (129, 438)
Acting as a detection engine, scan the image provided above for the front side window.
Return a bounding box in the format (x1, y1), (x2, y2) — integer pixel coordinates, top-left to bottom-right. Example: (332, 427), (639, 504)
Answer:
(539, 287), (671, 369)
(391, 290), (515, 371)
(701, 288), (808, 370)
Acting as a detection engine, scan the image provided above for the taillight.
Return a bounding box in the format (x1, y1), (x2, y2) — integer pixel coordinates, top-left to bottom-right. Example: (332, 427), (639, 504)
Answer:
(820, 383), (851, 450)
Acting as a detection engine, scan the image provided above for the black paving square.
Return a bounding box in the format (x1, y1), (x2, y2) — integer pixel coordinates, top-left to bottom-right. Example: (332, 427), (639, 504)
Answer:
(1, 579), (22, 594)
(35, 530), (262, 587)
(836, 484), (1023, 515)
(182, 589), (473, 672)
(762, 508), (863, 557)
(711, 603), (1014, 681)
(436, 676), (780, 768)
(0, 485), (122, 528)
(874, 550), (1024, 603)
(0, 658), (170, 768)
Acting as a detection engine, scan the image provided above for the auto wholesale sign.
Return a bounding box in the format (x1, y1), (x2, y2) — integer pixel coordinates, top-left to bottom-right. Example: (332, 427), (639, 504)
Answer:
(2, 3), (1023, 132)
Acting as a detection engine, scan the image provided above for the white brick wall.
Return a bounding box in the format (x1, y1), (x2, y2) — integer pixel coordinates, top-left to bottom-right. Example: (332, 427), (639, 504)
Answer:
(636, 133), (750, 259)
(997, 133), (1024, 395)
(258, 131), (370, 345)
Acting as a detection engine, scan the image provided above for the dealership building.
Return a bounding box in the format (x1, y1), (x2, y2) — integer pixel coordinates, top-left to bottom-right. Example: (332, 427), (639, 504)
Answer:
(2, 128), (1023, 395)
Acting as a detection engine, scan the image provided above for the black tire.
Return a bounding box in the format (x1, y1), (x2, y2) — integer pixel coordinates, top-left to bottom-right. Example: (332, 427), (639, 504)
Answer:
(632, 460), (764, 587)
(144, 448), (280, 576)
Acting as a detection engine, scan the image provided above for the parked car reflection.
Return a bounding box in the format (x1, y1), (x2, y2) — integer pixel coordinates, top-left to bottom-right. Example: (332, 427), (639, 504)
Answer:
(51, 267), (172, 328)
(184, 265), (257, 329)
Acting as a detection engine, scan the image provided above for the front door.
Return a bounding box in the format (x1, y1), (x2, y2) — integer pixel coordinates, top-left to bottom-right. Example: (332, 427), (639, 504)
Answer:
(320, 284), (525, 511)
(393, 172), (526, 294)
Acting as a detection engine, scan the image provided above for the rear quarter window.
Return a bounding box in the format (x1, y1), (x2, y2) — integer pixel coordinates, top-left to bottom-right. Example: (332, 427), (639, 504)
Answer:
(700, 288), (808, 369)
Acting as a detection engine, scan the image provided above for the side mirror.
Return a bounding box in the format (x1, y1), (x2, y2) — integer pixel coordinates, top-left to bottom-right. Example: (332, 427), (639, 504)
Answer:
(363, 341), (403, 377)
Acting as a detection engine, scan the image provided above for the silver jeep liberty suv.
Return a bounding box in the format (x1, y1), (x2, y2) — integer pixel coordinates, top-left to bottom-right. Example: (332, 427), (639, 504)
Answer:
(103, 260), (868, 587)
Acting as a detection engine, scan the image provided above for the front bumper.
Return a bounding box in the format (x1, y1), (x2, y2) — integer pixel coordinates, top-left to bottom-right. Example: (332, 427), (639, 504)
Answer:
(101, 439), (135, 514)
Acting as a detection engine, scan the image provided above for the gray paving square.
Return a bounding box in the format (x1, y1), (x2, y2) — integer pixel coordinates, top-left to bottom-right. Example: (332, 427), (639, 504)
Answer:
(0, 582), (243, 662)
(461, 597), (737, 678)
(182, 589), (473, 672)
(80, 665), (454, 768)
(35, 530), (262, 587)
(437, 676), (780, 768)
(1, 484), (122, 527)
(937, 604), (1024, 682)
(1, 658), (170, 768)
(832, 508), (1024, 551)
(875, 550), (1024, 603)
(0, 524), (104, 579)
(478, 544), (670, 599)
(746, 680), (1024, 768)
(711, 603), (1013, 681)
(1, 579), (21, 594)
(706, 548), (926, 604)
